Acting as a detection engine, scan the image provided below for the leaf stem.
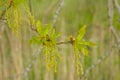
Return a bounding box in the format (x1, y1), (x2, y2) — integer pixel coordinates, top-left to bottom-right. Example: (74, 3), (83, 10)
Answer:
(56, 41), (71, 45)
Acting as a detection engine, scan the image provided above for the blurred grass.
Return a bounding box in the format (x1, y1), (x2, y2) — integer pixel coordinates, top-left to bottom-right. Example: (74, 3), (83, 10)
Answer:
(0, 0), (120, 80)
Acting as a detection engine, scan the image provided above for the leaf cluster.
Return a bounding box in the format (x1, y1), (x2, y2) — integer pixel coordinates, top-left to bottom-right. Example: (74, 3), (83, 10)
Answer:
(30, 20), (61, 72)
(30, 20), (60, 45)
(4, 0), (26, 36)
(70, 25), (95, 75)
(74, 25), (95, 56)
(30, 23), (95, 74)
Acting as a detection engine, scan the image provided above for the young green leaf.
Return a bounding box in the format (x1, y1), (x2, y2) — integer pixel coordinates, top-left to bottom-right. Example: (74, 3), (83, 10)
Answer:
(29, 36), (42, 44)
(43, 24), (51, 35)
(51, 29), (60, 39)
(77, 25), (86, 40)
(81, 47), (89, 56)
(71, 25), (95, 75)
(36, 20), (42, 34)
(78, 41), (95, 47)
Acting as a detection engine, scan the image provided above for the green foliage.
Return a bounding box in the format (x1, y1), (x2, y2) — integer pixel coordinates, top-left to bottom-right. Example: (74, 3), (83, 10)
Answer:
(36, 21), (42, 34)
(3, 0), (94, 75)
(6, 6), (20, 36)
(42, 44), (62, 72)
(70, 25), (95, 75)
(36, 20), (51, 37)
(26, 8), (35, 26)
(30, 24), (94, 74)
(13, 0), (25, 5)
(6, 0), (26, 6)
(30, 20), (60, 45)
(30, 20), (61, 72)
(5, 0), (26, 36)
(75, 25), (95, 56)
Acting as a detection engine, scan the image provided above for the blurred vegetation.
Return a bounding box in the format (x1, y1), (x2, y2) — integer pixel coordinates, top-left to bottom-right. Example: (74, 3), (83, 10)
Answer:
(0, 0), (120, 80)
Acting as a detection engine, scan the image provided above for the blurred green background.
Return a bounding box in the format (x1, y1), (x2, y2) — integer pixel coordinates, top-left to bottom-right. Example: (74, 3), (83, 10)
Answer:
(0, 0), (120, 80)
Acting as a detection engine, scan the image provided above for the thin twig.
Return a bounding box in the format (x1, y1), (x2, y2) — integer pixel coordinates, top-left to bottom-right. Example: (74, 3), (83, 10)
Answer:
(28, 0), (32, 14)
(28, 0), (37, 32)
(50, 0), (64, 33)
(108, 0), (120, 52)
(56, 41), (71, 45)
(5, 47), (42, 80)
(114, 0), (120, 15)
(80, 0), (120, 78)
(81, 45), (116, 79)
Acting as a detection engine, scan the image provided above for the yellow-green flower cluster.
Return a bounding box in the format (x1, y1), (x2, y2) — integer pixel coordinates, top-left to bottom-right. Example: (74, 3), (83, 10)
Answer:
(5, 1), (24, 36)
(70, 26), (95, 75)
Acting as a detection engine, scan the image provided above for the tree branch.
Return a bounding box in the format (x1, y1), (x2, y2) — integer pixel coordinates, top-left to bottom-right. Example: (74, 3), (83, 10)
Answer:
(28, 0), (37, 33)
(114, 0), (120, 15)
(80, 45), (116, 79)
(57, 41), (71, 45)
(50, 0), (64, 33)
(108, 0), (120, 52)
(80, 0), (120, 78)
(5, 47), (42, 80)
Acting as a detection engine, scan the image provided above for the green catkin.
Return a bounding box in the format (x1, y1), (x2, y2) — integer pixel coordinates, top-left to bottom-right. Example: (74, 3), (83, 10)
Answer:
(43, 43), (61, 72)
(13, 8), (19, 36)
(6, 4), (12, 28)
(6, 10), (11, 28)
(73, 44), (83, 75)
(26, 8), (35, 26)
(5, 2), (21, 36)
